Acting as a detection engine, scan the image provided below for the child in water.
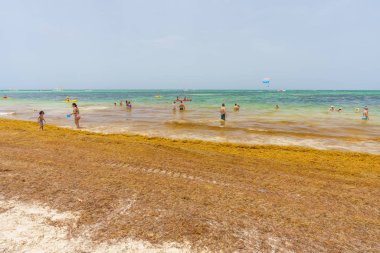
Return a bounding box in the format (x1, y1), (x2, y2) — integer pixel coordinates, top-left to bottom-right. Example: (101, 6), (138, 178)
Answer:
(38, 111), (46, 130)
(362, 106), (369, 120)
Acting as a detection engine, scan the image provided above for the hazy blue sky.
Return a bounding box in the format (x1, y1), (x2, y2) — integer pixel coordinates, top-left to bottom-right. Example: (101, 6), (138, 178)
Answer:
(0, 0), (379, 89)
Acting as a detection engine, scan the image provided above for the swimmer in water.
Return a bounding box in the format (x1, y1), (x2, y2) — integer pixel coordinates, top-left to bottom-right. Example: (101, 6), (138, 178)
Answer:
(233, 103), (240, 112)
(275, 104), (280, 110)
(37, 111), (46, 130)
(179, 101), (185, 111)
(362, 106), (369, 120)
(355, 108), (360, 113)
(119, 100), (123, 106)
(172, 101), (177, 111)
(338, 108), (343, 112)
(114, 102), (117, 107)
(329, 106), (335, 112)
(220, 103), (226, 120)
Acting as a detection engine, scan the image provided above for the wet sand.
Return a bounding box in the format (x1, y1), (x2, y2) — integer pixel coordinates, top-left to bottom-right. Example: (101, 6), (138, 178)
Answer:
(0, 119), (379, 252)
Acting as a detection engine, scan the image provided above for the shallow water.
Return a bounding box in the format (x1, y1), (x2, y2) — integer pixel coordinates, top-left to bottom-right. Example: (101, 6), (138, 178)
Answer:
(0, 89), (379, 154)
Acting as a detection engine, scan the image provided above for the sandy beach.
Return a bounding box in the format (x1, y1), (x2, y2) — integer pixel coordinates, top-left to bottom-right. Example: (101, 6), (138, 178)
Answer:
(2, 0), (380, 251)
(0, 119), (379, 252)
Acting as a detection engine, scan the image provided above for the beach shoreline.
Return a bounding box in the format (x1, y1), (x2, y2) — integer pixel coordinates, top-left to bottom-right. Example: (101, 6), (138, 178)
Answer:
(2, 115), (379, 155)
(1, 89), (379, 154)
(0, 119), (379, 252)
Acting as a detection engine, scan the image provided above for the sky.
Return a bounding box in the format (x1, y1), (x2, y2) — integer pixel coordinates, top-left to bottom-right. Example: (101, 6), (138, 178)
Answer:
(0, 0), (379, 90)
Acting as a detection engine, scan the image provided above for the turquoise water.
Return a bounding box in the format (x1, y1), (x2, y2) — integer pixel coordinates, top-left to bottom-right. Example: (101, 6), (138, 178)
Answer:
(2, 89), (379, 109)
(1, 90), (379, 153)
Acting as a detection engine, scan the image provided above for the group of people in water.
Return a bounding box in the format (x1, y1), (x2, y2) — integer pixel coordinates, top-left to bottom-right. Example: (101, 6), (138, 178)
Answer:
(219, 103), (241, 121)
(115, 100), (132, 109)
(171, 99), (241, 121)
(329, 105), (370, 120)
(172, 101), (186, 111)
(329, 106), (344, 112)
(170, 97), (193, 111)
(37, 102), (81, 130)
(35, 96), (371, 131)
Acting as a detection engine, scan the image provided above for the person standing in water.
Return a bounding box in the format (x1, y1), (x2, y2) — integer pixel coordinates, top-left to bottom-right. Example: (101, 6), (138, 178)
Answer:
(362, 106), (369, 120)
(37, 111), (46, 130)
(233, 103), (240, 112)
(172, 101), (177, 111)
(71, 103), (81, 128)
(179, 101), (185, 111)
(275, 104), (280, 110)
(220, 103), (226, 120)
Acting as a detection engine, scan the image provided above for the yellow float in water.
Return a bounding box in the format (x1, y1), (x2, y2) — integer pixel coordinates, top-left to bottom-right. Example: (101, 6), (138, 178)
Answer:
(64, 99), (77, 103)
(154, 95), (162, 98)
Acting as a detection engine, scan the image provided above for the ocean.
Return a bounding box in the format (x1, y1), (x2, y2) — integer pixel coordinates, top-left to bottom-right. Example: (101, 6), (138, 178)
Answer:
(0, 89), (379, 154)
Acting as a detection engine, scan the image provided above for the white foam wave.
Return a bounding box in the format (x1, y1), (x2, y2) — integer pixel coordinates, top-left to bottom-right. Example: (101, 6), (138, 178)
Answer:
(0, 112), (15, 116)
(80, 106), (110, 111)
